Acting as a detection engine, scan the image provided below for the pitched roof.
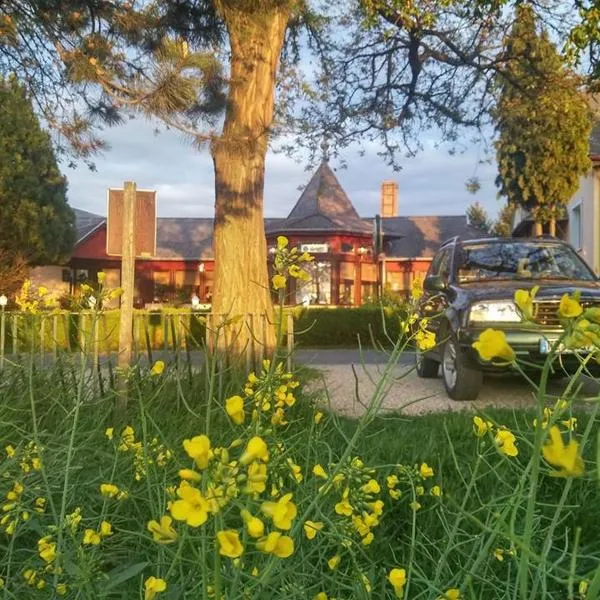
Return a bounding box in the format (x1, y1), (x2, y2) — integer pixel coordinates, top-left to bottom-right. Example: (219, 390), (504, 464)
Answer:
(73, 208), (106, 244)
(266, 162), (372, 235)
(380, 216), (483, 258)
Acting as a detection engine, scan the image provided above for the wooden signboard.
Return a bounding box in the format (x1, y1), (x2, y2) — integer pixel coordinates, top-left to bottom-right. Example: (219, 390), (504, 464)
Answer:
(106, 188), (157, 257)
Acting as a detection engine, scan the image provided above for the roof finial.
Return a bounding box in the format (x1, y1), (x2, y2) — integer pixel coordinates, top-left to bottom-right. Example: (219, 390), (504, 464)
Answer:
(320, 136), (330, 163)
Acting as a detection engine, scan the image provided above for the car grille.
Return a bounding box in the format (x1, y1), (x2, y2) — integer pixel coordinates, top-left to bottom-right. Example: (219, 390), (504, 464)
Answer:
(533, 300), (598, 327)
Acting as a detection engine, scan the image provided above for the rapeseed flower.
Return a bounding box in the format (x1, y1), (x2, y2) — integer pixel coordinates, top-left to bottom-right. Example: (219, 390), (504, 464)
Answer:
(473, 415), (492, 437)
(495, 429), (518, 457)
(170, 482), (210, 527)
(183, 435), (213, 469)
(472, 329), (515, 362)
(514, 286), (538, 320)
(261, 493), (297, 530)
(558, 293), (583, 318)
(256, 531), (294, 558)
(82, 529), (101, 545)
(225, 395), (245, 425)
(419, 463), (434, 478)
(100, 521), (113, 538)
(150, 360), (165, 376)
(100, 483), (120, 498)
(389, 568), (406, 598)
(303, 520), (324, 540)
(314, 411), (324, 424)
(179, 469), (202, 482)
(144, 576), (167, 600)
(246, 462), (268, 494)
(438, 589), (461, 600)
(313, 464), (328, 479)
(361, 479), (380, 494)
(147, 516), (178, 544)
(216, 529), (244, 558)
(542, 426), (584, 477)
(431, 485), (442, 497)
(105, 428), (114, 440)
(241, 510), (265, 538)
(37, 536), (57, 563)
(241, 436), (269, 465)
(327, 554), (341, 570)
(272, 274), (287, 290)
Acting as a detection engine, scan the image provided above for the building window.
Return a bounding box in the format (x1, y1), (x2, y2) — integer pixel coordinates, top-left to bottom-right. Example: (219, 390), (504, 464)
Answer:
(570, 204), (582, 250)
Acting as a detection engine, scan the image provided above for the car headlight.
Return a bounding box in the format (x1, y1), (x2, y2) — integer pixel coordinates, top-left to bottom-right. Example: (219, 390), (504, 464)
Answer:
(469, 301), (522, 323)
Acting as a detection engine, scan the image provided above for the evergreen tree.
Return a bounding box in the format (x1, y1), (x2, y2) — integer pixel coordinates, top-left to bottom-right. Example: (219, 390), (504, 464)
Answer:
(466, 202), (491, 233)
(490, 202), (517, 237)
(0, 77), (75, 268)
(494, 4), (592, 236)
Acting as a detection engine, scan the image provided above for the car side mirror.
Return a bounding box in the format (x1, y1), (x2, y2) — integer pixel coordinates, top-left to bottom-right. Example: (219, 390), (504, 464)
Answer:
(424, 275), (447, 292)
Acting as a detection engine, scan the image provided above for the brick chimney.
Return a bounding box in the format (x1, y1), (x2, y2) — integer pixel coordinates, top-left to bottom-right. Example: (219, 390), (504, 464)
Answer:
(380, 180), (398, 217)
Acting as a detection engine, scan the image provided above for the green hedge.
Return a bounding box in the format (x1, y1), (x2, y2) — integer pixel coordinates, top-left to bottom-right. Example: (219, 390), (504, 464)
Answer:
(0, 306), (407, 354)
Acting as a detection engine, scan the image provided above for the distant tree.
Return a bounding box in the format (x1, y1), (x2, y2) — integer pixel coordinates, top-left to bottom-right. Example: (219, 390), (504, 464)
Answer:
(466, 202), (491, 233)
(493, 4), (592, 236)
(0, 77), (75, 275)
(490, 202), (517, 237)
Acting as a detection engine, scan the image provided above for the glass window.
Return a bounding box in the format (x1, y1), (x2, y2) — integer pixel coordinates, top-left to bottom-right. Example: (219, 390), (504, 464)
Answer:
(570, 204), (582, 250)
(455, 241), (594, 282)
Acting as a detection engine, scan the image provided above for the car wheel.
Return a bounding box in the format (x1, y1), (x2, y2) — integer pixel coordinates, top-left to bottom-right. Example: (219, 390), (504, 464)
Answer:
(442, 335), (483, 401)
(416, 350), (439, 378)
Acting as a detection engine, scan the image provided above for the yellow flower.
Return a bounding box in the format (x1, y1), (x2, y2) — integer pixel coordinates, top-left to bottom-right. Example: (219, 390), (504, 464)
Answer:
(183, 435), (213, 469)
(257, 531), (294, 558)
(272, 274), (287, 290)
(514, 286), (538, 320)
(558, 293), (583, 318)
(216, 529), (244, 558)
(150, 360), (165, 376)
(419, 463), (434, 478)
(314, 411), (324, 424)
(303, 520), (324, 540)
(438, 589), (461, 600)
(314, 593), (328, 600)
(5, 445), (15, 458)
(431, 485), (442, 497)
(246, 462), (268, 494)
(412, 278), (423, 300)
(105, 428), (114, 440)
(409, 500), (421, 511)
(241, 436), (269, 465)
(225, 395), (245, 425)
(389, 568), (406, 598)
(312, 464), (328, 479)
(415, 330), (436, 350)
(473, 416), (492, 437)
(241, 510), (265, 538)
(170, 482), (210, 527)
(56, 583), (68, 595)
(334, 496), (353, 516)
(561, 418), (577, 431)
(179, 468), (202, 482)
(472, 328), (515, 362)
(277, 236), (289, 249)
(327, 554), (341, 570)
(542, 426), (584, 477)
(97, 272), (106, 284)
(362, 531), (374, 545)
(82, 529), (101, 545)
(147, 516), (178, 544)
(100, 521), (113, 538)
(361, 478), (380, 494)
(38, 536), (57, 563)
(100, 483), (120, 498)
(495, 429), (518, 457)
(415, 485), (425, 496)
(144, 576), (167, 600)
(261, 493), (297, 530)
(494, 548), (505, 561)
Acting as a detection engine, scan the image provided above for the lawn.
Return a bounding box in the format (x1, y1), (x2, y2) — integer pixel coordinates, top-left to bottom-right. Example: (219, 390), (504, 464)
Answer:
(0, 352), (598, 599)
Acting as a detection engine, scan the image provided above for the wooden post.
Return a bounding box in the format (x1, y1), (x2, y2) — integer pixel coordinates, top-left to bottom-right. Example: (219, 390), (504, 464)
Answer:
(116, 181), (137, 410)
(52, 313), (58, 362)
(0, 309), (5, 370)
(12, 314), (17, 355)
(286, 313), (293, 372)
(549, 218), (556, 237)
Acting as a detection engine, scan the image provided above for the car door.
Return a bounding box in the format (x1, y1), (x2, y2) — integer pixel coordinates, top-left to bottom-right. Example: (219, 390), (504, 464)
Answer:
(421, 247), (452, 352)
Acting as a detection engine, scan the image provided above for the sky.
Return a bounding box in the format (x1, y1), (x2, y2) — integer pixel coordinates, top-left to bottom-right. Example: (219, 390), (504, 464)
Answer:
(64, 116), (503, 222)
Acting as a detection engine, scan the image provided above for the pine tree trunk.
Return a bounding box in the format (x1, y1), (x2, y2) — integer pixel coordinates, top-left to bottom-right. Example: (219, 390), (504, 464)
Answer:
(548, 218), (556, 237)
(533, 221), (543, 236)
(210, 4), (292, 361)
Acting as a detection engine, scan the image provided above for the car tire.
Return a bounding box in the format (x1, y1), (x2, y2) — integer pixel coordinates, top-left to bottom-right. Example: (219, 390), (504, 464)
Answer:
(441, 334), (483, 401)
(416, 350), (439, 378)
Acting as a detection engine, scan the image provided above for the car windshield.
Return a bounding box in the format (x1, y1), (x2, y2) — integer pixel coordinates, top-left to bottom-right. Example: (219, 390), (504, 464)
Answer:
(455, 242), (595, 282)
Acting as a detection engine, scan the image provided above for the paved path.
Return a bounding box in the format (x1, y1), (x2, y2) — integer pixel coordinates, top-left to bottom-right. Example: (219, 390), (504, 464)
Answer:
(299, 350), (600, 418)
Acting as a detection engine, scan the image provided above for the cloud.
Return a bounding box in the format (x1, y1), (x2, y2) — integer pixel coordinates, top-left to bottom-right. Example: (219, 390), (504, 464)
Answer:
(65, 118), (502, 222)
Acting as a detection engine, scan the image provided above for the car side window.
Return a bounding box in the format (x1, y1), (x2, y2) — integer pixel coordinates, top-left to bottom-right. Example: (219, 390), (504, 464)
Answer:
(438, 249), (452, 282)
(428, 248), (446, 277)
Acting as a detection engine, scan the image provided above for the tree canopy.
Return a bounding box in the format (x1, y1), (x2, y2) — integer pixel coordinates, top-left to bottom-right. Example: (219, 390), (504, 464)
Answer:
(0, 77), (75, 268)
(493, 4), (592, 232)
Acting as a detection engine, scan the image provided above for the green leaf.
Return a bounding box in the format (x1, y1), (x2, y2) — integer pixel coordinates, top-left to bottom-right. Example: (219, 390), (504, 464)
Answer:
(102, 561), (149, 591)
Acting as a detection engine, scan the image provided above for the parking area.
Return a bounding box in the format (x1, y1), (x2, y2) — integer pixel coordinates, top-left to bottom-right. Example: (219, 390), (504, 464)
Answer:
(299, 349), (600, 418)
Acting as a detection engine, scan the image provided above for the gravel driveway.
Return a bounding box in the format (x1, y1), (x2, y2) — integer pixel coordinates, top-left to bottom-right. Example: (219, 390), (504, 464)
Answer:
(300, 351), (600, 418)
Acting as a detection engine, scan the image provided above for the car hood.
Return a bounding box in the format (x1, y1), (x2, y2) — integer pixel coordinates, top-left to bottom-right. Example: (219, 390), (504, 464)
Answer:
(457, 279), (600, 302)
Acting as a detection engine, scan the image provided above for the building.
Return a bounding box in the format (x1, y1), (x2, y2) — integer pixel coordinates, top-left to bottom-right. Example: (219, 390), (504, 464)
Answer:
(32, 162), (480, 306)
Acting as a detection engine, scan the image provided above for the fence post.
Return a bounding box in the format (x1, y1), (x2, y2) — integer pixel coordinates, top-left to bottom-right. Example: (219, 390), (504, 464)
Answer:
(12, 314), (17, 355)
(286, 313), (294, 372)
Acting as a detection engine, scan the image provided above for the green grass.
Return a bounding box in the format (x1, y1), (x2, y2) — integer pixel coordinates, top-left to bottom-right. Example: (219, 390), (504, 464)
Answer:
(0, 354), (598, 599)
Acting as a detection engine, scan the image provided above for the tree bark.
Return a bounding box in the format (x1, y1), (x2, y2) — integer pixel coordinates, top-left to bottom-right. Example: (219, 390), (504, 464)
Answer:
(533, 221), (543, 236)
(210, 3), (293, 361)
(548, 218), (556, 237)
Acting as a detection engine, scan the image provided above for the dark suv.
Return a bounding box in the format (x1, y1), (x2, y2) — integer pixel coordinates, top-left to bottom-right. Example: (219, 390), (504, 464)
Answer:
(417, 236), (600, 400)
